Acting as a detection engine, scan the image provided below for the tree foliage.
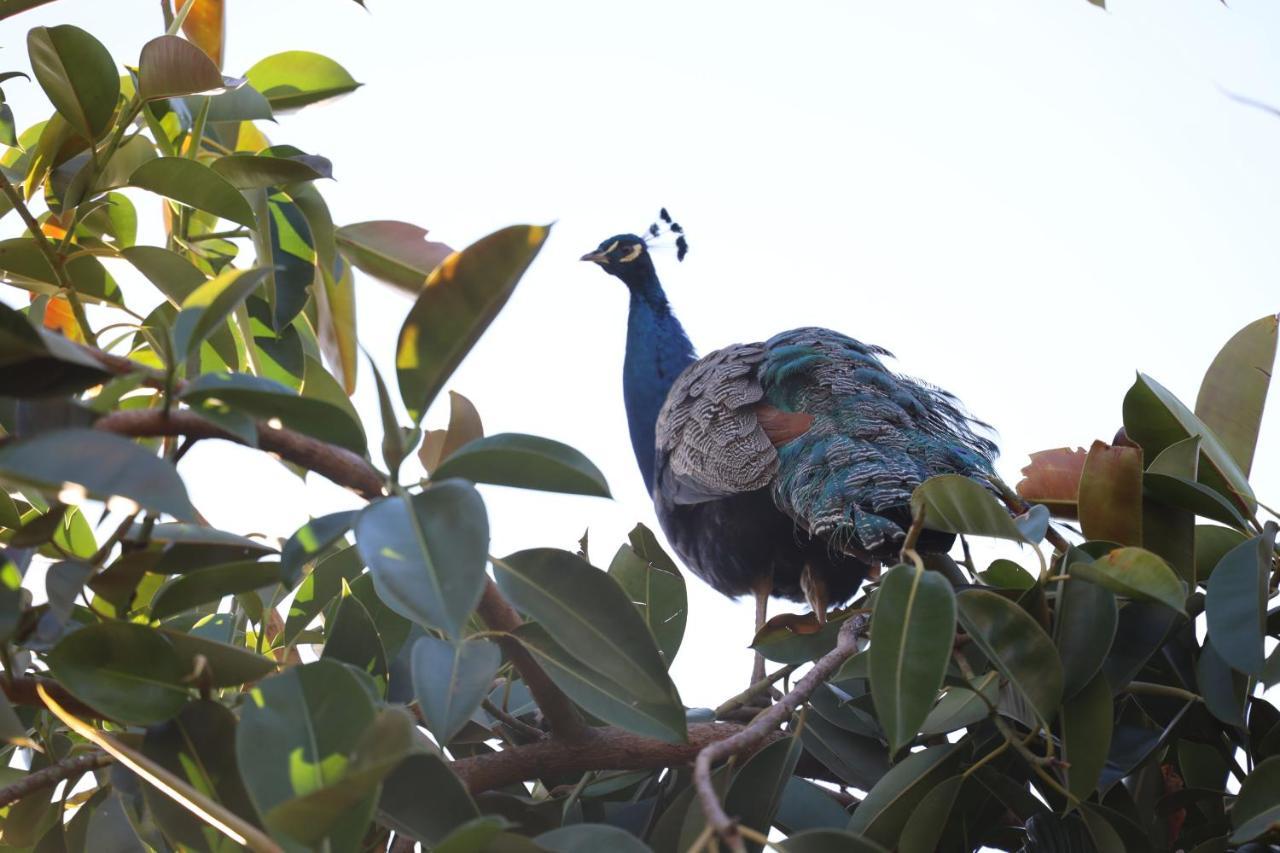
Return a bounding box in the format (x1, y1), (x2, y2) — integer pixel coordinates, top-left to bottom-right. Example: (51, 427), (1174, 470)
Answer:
(0, 2), (1278, 852)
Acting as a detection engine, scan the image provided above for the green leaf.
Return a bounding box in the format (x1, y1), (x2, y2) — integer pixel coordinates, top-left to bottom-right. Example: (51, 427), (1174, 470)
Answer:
(1196, 524), (1248, 582)
(336, 220), (453, 292)
(0, 300), (110, 396)
(244, 51), (361, 111)
(151, 559), (280, 620)
(321, 592), (387, 685)
(27, 25), (119, 141)
(775, 778), (855, 835)
(210, 152), (331, 189)
(725, 735), (803, 851)
(1068, 546), (1186, 614)
(1054, 550), (1119, 698)
(1143, 472), (1252, 531)
(128, 157), (256, 228)
(1198, 637), (1247, 729)
(204, 83), (273, 122)
(137, 35), (225, 100)
(171, 267), (269, 360)
(897, 775), (963, 853)
(354, 481), (489, 637)
(180, 371), (366, 455)
(285, 545), (363, 643)
(121, 245), (206, 305)
(798, 712), (891, 790)
(909, 474), (1024, 542)
(160, 628), (276, 687)
(431, 433), (611, 498)
(846, 743), (965, 845)
(918, 670), (998, 736)
(1078, 441), (1143, 546)
(286, 182), (356, 392)
(536, 824), (651, 853)
(778, 830), (889, 853)
(869, 562), (956, 755)
(1205, 525), (1277, 677)
(1230, 756), (1280, 843)
(411, 635), (502, 744)
(0, 428), (195, 520)
(377, 753), (478, 846)
(753, 609), (857, 665)
(1195, 313), (1277, 477)
(956, 589), (1063, 725)
(396, 224), (550, 422)
(510, 623), (686, 742)
(493, 548), (679, 704)
(46, 622), (189, 724)
(279, 510), (355, 587)
(1060, 670), (1113, 804)
(607, 530), (687, 667)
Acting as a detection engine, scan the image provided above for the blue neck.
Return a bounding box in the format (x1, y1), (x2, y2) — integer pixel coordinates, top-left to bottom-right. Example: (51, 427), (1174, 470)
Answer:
(622, 271), (697, 494)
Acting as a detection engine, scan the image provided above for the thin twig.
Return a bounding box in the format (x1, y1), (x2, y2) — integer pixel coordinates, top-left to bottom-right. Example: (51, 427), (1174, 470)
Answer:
(694, 613), (869, 851)
(481, 698), (546, 742)
(0, 751), (114, 808)
(714, 664), (799, 718)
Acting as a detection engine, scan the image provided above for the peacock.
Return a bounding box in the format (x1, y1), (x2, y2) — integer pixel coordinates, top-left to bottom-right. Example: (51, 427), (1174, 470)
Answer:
(582, 212), (999, 681)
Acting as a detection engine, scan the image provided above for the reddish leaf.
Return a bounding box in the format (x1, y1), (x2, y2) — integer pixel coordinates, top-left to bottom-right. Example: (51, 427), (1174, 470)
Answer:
(1078, 440), (1143, 546)
(172, 0), (225, 69)
(1015, 447), (1087, 519)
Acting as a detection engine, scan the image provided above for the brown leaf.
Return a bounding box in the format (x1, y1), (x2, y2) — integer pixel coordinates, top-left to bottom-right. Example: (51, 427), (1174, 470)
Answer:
(1015, 447), (1088, 519)
(172, 0), (225, 69)
(418, 391), (484, 474)
(1078, 440), (1143, 546)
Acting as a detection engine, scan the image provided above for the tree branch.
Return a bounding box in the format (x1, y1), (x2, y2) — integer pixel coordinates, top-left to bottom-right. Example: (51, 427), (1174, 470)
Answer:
(0, 751), (114, 808)
(694, 612), (869, 851)
(2, 676), (111, 721)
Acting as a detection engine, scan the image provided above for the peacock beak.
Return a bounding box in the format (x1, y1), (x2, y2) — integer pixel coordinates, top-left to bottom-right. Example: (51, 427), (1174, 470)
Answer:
(580, 251), (608, 264)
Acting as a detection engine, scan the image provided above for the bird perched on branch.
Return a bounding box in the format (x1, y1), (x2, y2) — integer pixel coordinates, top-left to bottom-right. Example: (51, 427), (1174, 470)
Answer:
(583, 211), (998, 678)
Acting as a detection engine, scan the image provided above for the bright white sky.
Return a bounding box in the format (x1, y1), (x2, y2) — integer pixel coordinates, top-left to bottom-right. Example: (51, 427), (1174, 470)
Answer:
(2, 0), (1278, 709)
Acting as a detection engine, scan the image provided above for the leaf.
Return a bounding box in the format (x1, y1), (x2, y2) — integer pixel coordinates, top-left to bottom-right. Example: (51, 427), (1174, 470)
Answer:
(122, 245), (206, 305)
(753, 609), (856, 665)
(159, 629), (276, 687)
(1017, 447), (1087, 518)
(869, 562), (956, 755)
(1230, 756), (1280, 843)
(137, 35), (225, 100)
(0, 301), (110, 396)
(919, 670), (999, 736)
(431, 433), (611, 498)
(45, 622), (189, 724)
(209, 152), (331, 189)
(1195, 313), (1277, 477)
(1100, 600), (1176, 690)
(396, 224), (551, 422)
(493, 548), (680, 704)
(180, 371), (366, 455)
(536, 824), (652, 853)
(512, 622), (686, 742)
(336, 220), (453, 292)
(1143, 472), (1252, 531)
(956, 589), (1063, 725)
(321, 592), (387, 684)
(607, 533), (687, 667)
(419, 390), (484, 474)
(244, 51), (361, 111)
(778, 830), (889, 853)
(897, 775), (964, 853)
(846, 743), (965, 845)
(27, 25), (119, 141)
(725, 735), (803, 851)
(171, 267), (269, 360)
(285, 545), (363, 643)
(1054, 557), (1119, 699)
(0, 428), (195, 520)
(1060, 670), (1113, 804)
(411, 635), (502, 745)
(798, 712), (891, 790)
(150, 560), (280, 620)
(1078, 441), (1143, 546)
(1068, 546), (1186, 614)
(910, 474), (1024, 542)
(775, 778), (855, 835)
(1205, 525), (1277, 677)
(128, 157), (256, 229)
(1198, 638), (1247, 729)
(286, 182), (356, 392)
(279, 510), (355, 587)
(203, 83), (272, 122)
(1196, 524), (1248, 582)
(377, 752), (478, 846)
(354, 481), (489, 637)
(174, 0), (225, 67)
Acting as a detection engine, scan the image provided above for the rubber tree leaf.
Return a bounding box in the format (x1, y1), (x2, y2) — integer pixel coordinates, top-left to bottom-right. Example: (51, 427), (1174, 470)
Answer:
(150, 559), (281, 620)
(919, 671), (999, 736)
(410, 634), (501, 744)
(536, 824), (652, 853)
(1016, 447), (1087, 519)
(798, 710), (891, 791)
(27, 25), (118, 141)
(910, 474), (1024, 542)
(1230, 756), (1280, 843)
(171, 267), (268, 360)
(607, 532), (687, 667)
(159, 629), (276, 687)
(336, 220), (453, 292)
(778, 830), (889, 853)
(1068, 546), (1186, 615)
(321, 592), (388, 687)
(354, 480), (489, 637)
(202, 83), (272, 122)
(285, 182), (355, 392)
(285, 545), (362, 643)
(174, 0), (225, 67)
(279, 510), (355, 587)
(869, 561), (956, 755)
(1054, 553), (1118, 699)
(493, 548), (680, 705)
(724, 735), (803, 852)
(956, 589), (1063, 725)
(0, 300), (110, 396)
(45, 622), (189, 724)
(1196, 524), (1248, 583)
(1078, 441), (1143, 546)
(1205, 525), (1277, 677)
(396, 224), (551, 422)
(431, 433), (611, 498)
(128, 157), (256, 229)
(1060, 670), (1113, 804)
(121, 245), (206, 305)
(0, 428), (195, 520)
(419, 390), (484, 475)
(1198, 637), (1247, 729)
(245, 51), (361, 111)
(1195, 313), (1277, 477)
(137, 35), (225, 100)
(377, 752), (478, 846)
(210, 152), (331, 190)
(846, 743), (965, 845)
(897, 775), (964, 853)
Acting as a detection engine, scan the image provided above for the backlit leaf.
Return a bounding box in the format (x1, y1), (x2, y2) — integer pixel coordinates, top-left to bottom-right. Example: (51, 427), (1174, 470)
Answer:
(1078, 441), (1142, 546)
(607, 529), (687, 666)
(137, 35), (225, 100)
(128, 157), (256, 229)
(279, 510), (356, 588)
(1017, 447), (1086, 518)
(432, 433), (611, 498)
(27, 25), (118, 141)
(1195, 313), (1277, 477)
(150, 559), (280, 620)
(245, 51), (360, 111)
(336, 220), (453, 292)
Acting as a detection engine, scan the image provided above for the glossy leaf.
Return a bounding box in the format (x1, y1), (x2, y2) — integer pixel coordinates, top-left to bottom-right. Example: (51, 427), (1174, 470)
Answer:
(1230, 756), (1280, 843)
(1054, 551), (1119, 698)
(1060, 670), (1113, 803)
(0, 301), (110, 396)
(432, 433), (611, 498)
(494, 548), (680, 704)
(419, 390), (485, 474)
(0, 428), (195, 520)
(846, 743), (965, 845)
(798, 711), (891, 790)
(46, 622), (189, 724)
(919, 670), (998, 736)
(336, 220), (452, 292)
(287, 182), (356, 392)
(1078, 441), (1143, 546)
(397, 224), (550, 421)
(27, 25), (118, 141)
(910, 474), (1024, 542)
(210, 152), (331, 189)
(1205, 526), (1276, 677)
(279, 510), (355, 587)
(956, 589), (1063, 725)
(377, 752), (478, 846)
(175, 0), (225, 67)
(285, 545), (363, 643)
(160, 628), (276, 687)
(151, 559), (280, 620)
(1196, 524), (1248, 582)
(321, 592), (387, 684)
(171, 267), (269, 360)
(1198, 638), (1247, 729)
(779, 830), (889, 853)
(1068, 546), (1186, 614)
(536, 824), (651, 853)
(128, 157), (256, 228)
(1144, 472), (1252, 531)
(137, 35), (225, 100)
(411, 635), (502, 744)
(725, 735), (803, 851)
(245, 51), (361, 111)
(122, 245), (206, 305)
(1195, 313), (1277, 477)
(869, 562), (956, 754)
(354, 481), (489, 637)
(607, 530), (687, 666)
(753, 609), (856, 665)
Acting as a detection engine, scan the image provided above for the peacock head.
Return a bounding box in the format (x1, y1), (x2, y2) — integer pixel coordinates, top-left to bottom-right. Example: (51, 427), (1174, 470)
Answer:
(581, 209), (688, 287)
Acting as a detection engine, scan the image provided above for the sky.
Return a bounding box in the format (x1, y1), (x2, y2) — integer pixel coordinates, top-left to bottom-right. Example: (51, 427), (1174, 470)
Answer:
(1, 0), (1278, 710)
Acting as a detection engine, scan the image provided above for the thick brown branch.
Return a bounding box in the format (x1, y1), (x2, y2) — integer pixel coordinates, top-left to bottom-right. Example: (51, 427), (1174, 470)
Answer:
(2, 676), (111, 722)
(694, 613), (869, 850)
(451, 722), (781, 795)
(0, 751), (114, 808)
(476, 579), (588, 742)
(93, 409), (385, 501)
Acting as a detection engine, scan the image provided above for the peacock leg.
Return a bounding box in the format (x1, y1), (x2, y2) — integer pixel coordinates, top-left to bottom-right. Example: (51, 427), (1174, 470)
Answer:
(800, 562), (829, 625)
(751, 584), (769, 685)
